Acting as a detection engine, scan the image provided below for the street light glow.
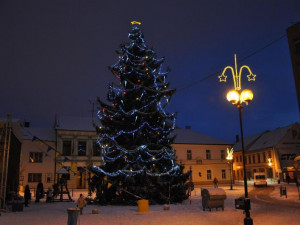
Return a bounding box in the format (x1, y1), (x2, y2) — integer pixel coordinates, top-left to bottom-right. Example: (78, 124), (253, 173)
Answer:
(241, 89), (253, 104)
(227, 90), (240, 104)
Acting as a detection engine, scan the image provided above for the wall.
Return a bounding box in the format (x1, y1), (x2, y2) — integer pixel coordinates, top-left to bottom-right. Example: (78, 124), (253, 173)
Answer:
(20, 140), (56, 189)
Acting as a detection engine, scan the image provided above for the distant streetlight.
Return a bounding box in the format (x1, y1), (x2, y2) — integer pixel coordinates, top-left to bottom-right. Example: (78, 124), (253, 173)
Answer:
(267, 158), (272, 167)
(226, 148), (234, 190)
(219, 54), (255, 225)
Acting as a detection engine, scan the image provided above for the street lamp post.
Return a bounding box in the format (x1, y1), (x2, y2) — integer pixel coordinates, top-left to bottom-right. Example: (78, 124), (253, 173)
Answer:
(219, 54), (256, 225)
(226, 148), (234, 190)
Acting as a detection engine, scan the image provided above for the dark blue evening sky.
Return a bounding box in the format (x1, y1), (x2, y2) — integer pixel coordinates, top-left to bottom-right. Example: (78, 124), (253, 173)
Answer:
(0, 0), (299, 142)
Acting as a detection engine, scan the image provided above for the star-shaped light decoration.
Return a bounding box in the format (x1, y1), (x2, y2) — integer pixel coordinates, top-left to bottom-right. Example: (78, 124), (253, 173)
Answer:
(131, 21), (141, 25)
(218, 73), (227, 82)
(247, 73), (256, 81)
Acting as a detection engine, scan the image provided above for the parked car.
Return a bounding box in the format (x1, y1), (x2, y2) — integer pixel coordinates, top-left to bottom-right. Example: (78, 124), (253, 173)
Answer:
(254, 173), (267, 187)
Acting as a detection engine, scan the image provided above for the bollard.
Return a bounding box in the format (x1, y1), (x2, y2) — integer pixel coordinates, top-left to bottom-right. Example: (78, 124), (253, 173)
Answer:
(92, 208), (99, 214)
(67, 208), (80, 225)
(163, 204), (170, 210)
(137, 199), (149, 212)
(280, 185), (287, 198)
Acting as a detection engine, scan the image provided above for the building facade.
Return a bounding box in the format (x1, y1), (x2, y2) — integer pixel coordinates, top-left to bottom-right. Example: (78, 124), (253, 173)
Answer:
(0, 118), (23, 207)
(233, 122), (300, 182)
(55, 117), (232, 188)
(19, 116), (233, 189)
(55, 116), (102, 189)
(172, 128), (232, 185)
(20, 127), (56, 189)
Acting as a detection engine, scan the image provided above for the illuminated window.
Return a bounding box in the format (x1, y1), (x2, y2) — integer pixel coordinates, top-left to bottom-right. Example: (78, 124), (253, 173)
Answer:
(28, 173), (42, 183)
(221, 169), (226, 179)
(78, 141), (86, 156)
(206, 150), (211, 159)
(221, 150), (225, 159)
(207, 170), (212, 180)
(187, 150), (192, 160)
(29, 152), (43, 163)
(62, 141), (72, 156)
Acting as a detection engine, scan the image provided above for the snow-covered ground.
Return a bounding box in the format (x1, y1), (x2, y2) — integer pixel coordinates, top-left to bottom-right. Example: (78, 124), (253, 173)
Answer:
(1, 182), (299, 225)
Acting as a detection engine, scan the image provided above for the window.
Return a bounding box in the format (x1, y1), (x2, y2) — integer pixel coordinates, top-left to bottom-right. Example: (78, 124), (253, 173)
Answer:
(187, 150), (192, 160)
(252, 155), (256, 164)
(207, 170), (212, 180)
(206, 150), (211, 159)
(263, 152), (266, 162)
(28, 173), (42, 183)
(240, 155), (242, 162)
(62, 141), (72, 156)
(93, 142), (101, 156)
(78, 141), (86, 156)
(236, 156), (239, 162)
(248, 155), (251, 164)
(257, 153), (261, 163)
(221, 169), (226, 179)
(29, 152), (43, 163)
(221, 150), (225, 160)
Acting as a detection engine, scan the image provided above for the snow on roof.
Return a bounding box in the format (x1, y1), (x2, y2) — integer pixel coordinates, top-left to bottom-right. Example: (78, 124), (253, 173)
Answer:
(233, 123), (297, 152)
(22, 127), (56, 142)
(171, 128), (230, 145)
(232, 132), (265, 152)
(55, 116), (96, 131)
(248, 124), (294, 151)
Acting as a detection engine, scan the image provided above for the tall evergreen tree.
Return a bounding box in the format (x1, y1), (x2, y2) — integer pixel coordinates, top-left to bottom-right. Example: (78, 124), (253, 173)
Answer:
(90, 23), (191, 205)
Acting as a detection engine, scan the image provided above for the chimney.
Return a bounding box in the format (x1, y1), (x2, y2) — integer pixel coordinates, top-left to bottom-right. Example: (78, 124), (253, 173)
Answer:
(24, 121), (30, 127)
(185, 126), (191, 130)
(235, 134), (239, 143)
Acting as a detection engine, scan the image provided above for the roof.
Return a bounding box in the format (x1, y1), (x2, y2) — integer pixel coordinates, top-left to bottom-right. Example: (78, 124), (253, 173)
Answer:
(22, 127), (56, 142)
(54, 116), (230, 145)
(171, 128), (230, 145)
(233, 132), (265, 152)
(233, 123), (297, 152)
(55, 116), (96, 131)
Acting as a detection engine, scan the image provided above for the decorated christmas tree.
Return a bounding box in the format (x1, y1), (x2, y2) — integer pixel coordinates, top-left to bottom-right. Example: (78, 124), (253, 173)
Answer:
(90, 22), (191, 205)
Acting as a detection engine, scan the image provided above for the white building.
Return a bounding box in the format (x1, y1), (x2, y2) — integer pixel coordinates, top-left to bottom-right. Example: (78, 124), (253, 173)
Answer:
(233, 122), (300, 182)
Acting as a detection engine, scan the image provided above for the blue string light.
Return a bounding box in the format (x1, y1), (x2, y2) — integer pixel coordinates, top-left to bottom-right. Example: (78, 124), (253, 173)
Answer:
(93, 26), (180, 180)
